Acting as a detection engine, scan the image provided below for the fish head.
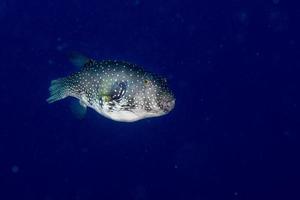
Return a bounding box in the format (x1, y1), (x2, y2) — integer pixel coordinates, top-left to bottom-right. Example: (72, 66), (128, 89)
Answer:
(156, 89), (175, 114)
(93, 75), (175, 122)
(134, 75), (175, 118)
(151, 76), (175, 114)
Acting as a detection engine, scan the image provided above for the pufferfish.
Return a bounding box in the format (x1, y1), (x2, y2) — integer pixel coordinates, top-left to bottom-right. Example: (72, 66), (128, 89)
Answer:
(47, 53), (175, 122)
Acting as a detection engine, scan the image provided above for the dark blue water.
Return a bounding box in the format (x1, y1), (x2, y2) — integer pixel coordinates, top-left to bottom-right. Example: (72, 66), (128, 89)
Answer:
(1, 0), (299, 199)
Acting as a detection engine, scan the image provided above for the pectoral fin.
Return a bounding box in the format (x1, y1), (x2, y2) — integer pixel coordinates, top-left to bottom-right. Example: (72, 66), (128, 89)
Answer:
(110, 81), (127, 100)
(69, 99), (87, 119)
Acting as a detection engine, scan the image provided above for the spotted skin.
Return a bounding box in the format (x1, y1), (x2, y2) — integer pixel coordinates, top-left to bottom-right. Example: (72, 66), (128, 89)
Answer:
(47, 59), (175, 122)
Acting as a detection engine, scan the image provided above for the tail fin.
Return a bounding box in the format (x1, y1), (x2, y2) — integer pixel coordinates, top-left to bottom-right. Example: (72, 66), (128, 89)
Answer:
(47, 78), (69, 103)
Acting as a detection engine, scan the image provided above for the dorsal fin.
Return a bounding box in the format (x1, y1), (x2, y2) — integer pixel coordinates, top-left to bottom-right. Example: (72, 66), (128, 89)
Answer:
(68, 52), (91, 68)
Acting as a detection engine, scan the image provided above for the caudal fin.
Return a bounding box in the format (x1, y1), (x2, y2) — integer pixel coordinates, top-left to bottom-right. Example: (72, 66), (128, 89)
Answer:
(46, 78), (69, 103)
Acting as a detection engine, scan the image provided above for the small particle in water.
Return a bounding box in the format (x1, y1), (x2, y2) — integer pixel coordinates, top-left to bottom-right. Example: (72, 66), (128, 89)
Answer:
(236, 11), (248, 24)
(56, 44), (67, 51)
(48, 59), (54, 65)
(133, 0), (140, 6)
(11, 165), (19, 173)
(81, 148), (89, 153)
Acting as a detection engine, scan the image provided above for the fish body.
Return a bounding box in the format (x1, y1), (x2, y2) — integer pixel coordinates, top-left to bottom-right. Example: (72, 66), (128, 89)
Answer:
(47, 55), (175, 122)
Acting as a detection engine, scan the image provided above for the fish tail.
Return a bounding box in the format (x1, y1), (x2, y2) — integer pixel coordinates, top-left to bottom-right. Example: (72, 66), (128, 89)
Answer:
(47, 78), (69, 103)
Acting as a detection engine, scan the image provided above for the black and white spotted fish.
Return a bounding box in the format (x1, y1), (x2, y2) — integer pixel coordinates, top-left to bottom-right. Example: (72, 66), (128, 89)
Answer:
(47, 53), (175, 122)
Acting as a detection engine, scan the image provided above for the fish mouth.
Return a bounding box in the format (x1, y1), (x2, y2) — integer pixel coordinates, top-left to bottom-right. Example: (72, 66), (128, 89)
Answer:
(162, 99), (175, 113)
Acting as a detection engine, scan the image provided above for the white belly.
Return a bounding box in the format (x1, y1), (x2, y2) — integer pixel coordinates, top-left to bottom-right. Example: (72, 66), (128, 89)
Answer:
(80, 97), (164, 122)
(92, 104), (164, 122)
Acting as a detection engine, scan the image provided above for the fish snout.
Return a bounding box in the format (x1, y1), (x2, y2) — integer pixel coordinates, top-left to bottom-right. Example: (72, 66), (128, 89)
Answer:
(162, 98), (175, 113)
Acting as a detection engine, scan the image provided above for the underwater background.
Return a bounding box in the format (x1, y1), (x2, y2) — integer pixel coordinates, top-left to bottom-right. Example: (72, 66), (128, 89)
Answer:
(1, 0), (299, 199)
